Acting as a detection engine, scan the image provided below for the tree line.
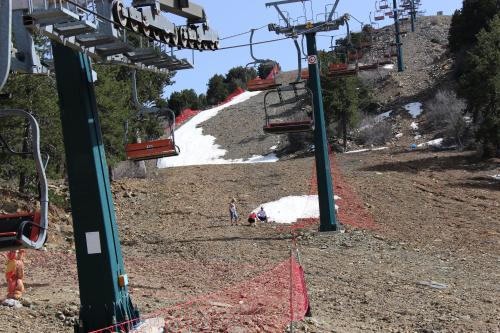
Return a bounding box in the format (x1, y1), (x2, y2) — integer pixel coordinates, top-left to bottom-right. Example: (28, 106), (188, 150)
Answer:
(0, 61), (173, 192)
(449, 0), (500, 157)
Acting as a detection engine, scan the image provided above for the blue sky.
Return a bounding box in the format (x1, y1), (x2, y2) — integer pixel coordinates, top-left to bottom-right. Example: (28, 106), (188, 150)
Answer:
(163, 0), (463, 97)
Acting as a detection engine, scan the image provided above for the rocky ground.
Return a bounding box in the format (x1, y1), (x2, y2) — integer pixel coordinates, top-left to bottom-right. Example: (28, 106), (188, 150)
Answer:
(361, 16), (454, 107)
(1, 148), (498, 333)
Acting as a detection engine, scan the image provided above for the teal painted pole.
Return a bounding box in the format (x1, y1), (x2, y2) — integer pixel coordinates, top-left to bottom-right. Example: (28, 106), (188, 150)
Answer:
(52, 43), (139, 332)
(393, 0), (404, 72)
(305, 32), (338, 232)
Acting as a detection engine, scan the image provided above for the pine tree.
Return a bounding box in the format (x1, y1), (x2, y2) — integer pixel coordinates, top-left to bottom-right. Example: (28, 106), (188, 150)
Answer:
(459, 14), (500, 157)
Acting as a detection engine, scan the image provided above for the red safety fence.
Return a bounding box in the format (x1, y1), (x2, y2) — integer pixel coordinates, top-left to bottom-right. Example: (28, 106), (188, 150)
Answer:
(88, 252), (309, 333)
(283, 151), (378, 231)
(222, 87), (245, 104)
(174, 88), (247, 129)
(141, 254), (308, 333)
(175, 108), (200, 127)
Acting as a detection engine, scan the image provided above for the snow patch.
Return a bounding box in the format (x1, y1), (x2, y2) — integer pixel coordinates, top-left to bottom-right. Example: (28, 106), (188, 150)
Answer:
(405, 102), (423, 118)
(269, 145), (278, 151)
(157, 91), (279, 168)
(492, 175), (500, 181)
(417, 138), (444, 148)
(253, 195), (340, 224)
(383, 64), (395, 70)
(395, 133), (403, 138)
(410, 122), (419, 130)
(375, 110), (392, 122)
(346, 147), (389, 154)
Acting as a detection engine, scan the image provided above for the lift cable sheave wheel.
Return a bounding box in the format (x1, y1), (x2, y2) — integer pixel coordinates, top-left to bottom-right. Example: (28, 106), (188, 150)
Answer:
(112, 0), (219, 51)
(0, 109), (49, 251)
(20, 0), (219, 74)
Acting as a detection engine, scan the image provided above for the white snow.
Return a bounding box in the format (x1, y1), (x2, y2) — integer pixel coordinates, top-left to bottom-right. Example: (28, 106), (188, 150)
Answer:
(492, 175), (500, 181)
(253, 195), (341, 224)
(395, 133), (403, 138)
(414, 134), (422, 140)
(345, 147), (389, 154)
(410, 122), (419, 130)
(383, 64), (395, 70)
(405, 102), (423, 118)
(157, 91), (279, 168)
(269, 145), (278, 151)
(417, 138), (444, 148)
(375, 110), (392, 122)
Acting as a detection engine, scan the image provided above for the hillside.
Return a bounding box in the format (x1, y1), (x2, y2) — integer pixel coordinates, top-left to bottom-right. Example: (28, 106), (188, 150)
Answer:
(1, 15), (499, 333)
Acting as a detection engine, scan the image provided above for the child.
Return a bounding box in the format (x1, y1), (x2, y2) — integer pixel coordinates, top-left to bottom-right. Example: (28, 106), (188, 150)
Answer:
(229, 198), (238, 225)
(248, 212), (257, 226)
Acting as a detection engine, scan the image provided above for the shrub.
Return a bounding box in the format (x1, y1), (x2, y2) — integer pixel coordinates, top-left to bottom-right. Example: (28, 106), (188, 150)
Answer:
(426, 90), (468, 147)
(355, 116), (393, 146)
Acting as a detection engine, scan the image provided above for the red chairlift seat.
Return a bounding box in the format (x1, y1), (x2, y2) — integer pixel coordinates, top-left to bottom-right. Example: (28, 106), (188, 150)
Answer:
(263, 120), (314, 134)
(300, 69), (309, 81)
(0, 212), (43, 251)
(125, 138), (179, 161)
(328, 63), (348, 72)
(328, 63), (358, 77)
(247, 77), (282, 92)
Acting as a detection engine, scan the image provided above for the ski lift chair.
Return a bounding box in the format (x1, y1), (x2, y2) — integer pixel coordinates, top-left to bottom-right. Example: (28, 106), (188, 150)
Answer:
(377, 0), (390, 10)
(0, 109), (48, 251)
(300, 69), (309, 81)
(247, 77), (282, 92)
(374, 9), (385, 21)
(245, 29), (282, 91)
(125, 71), (180, 161)
(125, 107), (180, 161)
(262, 85), (314, 135)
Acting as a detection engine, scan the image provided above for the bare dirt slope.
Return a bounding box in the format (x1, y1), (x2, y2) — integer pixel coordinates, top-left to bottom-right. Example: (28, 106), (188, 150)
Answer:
(1, 148), (498, 333)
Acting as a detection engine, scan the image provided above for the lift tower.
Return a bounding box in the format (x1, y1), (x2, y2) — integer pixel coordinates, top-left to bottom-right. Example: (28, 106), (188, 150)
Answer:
(1, 1), (219, 331)
(266, 0), (346, 232)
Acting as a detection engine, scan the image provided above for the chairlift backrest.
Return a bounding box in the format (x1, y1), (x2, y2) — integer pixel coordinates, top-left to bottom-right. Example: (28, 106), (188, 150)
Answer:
(262, 85), (314, 134)
(0, 109), (48, 251)
(125, 71), (179, 161)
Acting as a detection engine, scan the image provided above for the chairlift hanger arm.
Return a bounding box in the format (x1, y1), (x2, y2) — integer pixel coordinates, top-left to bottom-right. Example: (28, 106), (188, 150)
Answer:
(265, 1), (296, 28)
(0, 0), (12, 91)
(327, 0), (341, 21)
(0, 109), (48, 250)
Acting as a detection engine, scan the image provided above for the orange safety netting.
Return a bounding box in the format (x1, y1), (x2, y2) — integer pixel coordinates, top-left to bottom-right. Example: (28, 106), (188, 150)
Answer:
(89, 254), (309, 333)
(283, 151), (378, 231)
(174, 88), (246, 129)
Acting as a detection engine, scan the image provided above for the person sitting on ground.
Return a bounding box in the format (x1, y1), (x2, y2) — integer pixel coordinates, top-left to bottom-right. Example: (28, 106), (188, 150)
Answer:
(248, 212), (257, 227)
(257, 207), (268, 223)
(229, 198), (238, 226)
